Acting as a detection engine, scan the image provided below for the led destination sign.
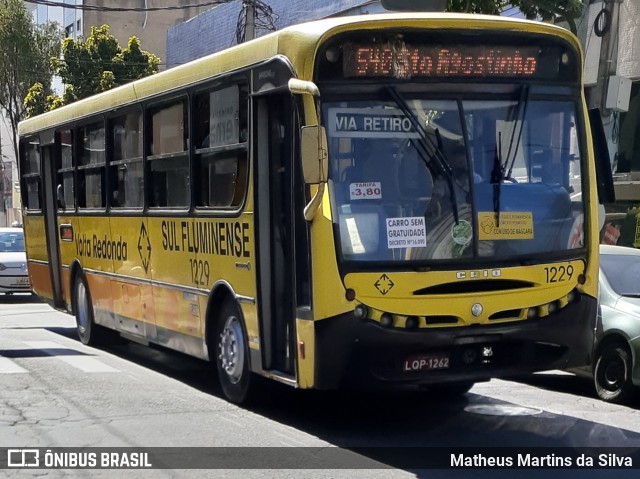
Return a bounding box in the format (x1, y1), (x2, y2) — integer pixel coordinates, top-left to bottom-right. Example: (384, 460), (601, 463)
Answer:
(343, 43), (554, 79)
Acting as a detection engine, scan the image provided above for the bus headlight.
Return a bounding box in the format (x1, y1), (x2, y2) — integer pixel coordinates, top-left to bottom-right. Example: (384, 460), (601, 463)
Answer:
(405, 316), (419, 330)
(380, 313), (394, 328)
(354, 304), (368, 320)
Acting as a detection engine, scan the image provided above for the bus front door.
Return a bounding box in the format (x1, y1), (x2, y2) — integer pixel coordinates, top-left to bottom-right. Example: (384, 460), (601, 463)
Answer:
(255, 92), (299, 376)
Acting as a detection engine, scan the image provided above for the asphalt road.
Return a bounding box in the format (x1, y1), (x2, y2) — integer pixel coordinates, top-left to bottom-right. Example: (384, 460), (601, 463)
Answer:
(1, 293), (639, 479)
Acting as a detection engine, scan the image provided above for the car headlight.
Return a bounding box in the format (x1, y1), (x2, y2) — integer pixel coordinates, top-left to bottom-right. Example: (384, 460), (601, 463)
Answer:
(0, 263), (7, 271)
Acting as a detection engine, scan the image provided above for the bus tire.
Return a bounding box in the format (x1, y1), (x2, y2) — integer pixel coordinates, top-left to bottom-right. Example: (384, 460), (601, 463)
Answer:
(594, 343), (635, 404)
(215, 300), (254, 404)
(73, 274), (100, 346)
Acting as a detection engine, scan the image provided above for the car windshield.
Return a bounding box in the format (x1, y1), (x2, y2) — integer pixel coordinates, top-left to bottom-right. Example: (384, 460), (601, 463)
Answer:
(324, 95), (585, 263)
(600, 252), (640, 297)
(0, 232), (25, 252)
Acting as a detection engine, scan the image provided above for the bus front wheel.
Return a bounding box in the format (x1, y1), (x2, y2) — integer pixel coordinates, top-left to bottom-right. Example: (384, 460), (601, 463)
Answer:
(215, 301), (254, 404)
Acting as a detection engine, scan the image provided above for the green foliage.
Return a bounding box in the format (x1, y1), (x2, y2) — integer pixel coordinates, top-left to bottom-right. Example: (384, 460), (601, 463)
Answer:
(447, 0), (505, 15)
(0, 0), (62, 158)
(48, 24), (160, 108)
(117, 36), (161, 81)
(23, 82), (47, 118)
(446, 0), (585, 33)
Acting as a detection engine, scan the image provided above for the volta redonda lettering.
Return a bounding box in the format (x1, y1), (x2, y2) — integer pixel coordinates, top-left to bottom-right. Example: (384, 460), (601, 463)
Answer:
(75, 234), (128, 260)
(162, 220), (250, 258)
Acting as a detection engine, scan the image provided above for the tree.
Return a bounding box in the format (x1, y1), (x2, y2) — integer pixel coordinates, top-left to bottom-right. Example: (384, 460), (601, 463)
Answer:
(446, 0), (585, 34)
(0, 0), (62, 161)
(43, 25), (160, 108)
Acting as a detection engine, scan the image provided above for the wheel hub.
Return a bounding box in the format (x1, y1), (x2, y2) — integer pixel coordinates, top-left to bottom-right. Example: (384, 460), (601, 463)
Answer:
(76, 282), (88, 334)
(218, 316), (245, 384)
(603, 360), (624, 390)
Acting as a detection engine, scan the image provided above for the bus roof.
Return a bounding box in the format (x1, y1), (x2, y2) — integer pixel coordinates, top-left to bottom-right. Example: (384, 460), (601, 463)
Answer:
(18, 12), (579, 136)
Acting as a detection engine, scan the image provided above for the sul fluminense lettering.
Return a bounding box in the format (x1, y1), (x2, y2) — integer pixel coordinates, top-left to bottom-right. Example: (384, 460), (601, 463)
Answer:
(161, 220), (250, 258)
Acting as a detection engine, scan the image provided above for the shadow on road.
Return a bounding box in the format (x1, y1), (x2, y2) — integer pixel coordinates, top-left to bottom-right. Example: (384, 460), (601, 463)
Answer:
(0, 293), (42, 304)
(510, 372), (640, 409)
(44, 327), (640, 478)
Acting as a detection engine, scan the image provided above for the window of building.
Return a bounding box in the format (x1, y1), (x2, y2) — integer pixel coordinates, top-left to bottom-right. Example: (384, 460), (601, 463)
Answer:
(110, 109), (144, 208)
(148, 98), (190, 208)
(77, 120), (106, 209)
(19, 137), (41, 210)
(193, 83), (249, 209)
(616, 82), (640, 173)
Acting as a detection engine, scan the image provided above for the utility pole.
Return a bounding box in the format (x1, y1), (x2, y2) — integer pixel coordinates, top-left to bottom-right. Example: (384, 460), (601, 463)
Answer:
(0, 127), (5, 220)
(593, 0), (620, 117)
(245, 0), (255, 41)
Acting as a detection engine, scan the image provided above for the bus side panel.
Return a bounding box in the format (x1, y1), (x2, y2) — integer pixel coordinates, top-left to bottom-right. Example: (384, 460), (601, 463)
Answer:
(58, 214), (78, 311)
(145, 216), (256, 359)
(23, 214), (53, 301)
(147, 217), (202, 352)
(75, 217), (114, 326)
(109, 216), (155, 337)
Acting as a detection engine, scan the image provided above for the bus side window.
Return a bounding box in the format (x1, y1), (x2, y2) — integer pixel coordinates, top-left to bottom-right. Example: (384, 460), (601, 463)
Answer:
(20, 137), (42, 211)
(148, 98), (190, 208)
(57, 128), (74, 211)
(193, 83), (249, 209)
(77, 121), (106, 209)
(110, 109), (143, 209)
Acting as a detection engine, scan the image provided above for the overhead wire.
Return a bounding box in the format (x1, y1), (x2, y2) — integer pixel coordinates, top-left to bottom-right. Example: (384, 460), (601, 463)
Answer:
(234, 1), (278, 45)
(24, 0), (232, 12)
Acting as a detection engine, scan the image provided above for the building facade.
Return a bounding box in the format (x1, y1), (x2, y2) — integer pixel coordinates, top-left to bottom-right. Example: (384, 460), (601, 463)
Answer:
(5, 0), (215, 226)
(27, 0), (213, 70)
(579, 0), (640, 247)
(166, 0), (387, 68)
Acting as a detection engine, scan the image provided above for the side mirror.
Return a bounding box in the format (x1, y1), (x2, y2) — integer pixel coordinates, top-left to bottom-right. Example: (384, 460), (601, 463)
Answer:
(301, 125), (328, 184)
(288, 78), (328, 221)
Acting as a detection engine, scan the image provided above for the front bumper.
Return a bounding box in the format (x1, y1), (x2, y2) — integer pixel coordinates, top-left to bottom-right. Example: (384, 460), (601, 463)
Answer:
(314, 294), (596, 389)
(0, 275), (31, 293)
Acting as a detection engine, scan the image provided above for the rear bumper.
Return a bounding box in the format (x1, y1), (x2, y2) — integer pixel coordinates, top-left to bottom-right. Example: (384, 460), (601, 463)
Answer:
(314, 294), (596, 389)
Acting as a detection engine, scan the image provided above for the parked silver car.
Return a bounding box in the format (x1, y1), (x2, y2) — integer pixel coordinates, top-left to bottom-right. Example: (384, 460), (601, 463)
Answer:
(591, 245), (640, 403)
(0, 227), (30, 295)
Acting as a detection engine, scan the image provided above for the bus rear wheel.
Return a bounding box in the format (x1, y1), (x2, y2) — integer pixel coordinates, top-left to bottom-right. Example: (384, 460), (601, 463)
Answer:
(215, 301), (254, 404)
(74, 274), (100, 346)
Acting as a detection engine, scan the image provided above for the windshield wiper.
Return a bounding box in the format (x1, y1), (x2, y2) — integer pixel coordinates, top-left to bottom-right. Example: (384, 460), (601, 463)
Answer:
(490, 85), (530, 227)
(386, 86), (459, 224)
(490, 133), (504, 226)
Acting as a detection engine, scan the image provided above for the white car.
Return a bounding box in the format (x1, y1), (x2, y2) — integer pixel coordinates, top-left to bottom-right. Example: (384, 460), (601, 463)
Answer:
(590, 245), (640, 403)
(0, 227), (30, 295)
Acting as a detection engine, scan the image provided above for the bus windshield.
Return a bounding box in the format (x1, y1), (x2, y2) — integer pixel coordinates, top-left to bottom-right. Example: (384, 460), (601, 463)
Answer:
(325, 93), (585, 263)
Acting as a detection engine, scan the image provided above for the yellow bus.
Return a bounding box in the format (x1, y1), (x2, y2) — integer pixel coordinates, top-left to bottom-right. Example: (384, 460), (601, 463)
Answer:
(19, 13), (613, 404)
